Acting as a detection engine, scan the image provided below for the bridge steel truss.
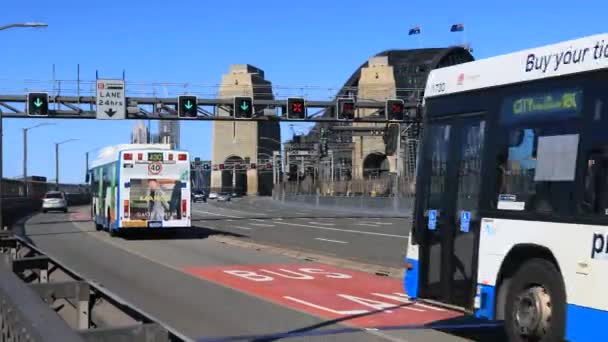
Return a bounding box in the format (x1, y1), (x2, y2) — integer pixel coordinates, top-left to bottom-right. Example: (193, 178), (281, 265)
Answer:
(0, 94), (421, 123)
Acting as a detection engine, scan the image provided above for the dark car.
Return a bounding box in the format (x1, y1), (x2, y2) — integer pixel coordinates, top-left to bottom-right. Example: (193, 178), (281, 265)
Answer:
(192, 191), (206, 203)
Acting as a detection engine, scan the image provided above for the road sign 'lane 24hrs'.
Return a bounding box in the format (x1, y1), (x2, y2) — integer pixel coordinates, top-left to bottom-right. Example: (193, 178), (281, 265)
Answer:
(96, 79), (126, 120)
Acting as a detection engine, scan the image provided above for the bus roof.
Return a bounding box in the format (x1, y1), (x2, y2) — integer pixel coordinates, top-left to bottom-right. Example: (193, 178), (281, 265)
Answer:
(425, 33), (608, 98)
(90, 144), (172, 168)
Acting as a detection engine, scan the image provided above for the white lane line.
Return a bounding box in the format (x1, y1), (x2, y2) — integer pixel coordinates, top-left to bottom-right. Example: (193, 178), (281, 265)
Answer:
(362, 221), (394, 225)
(308, 221), (335, 226)
(249, 223), (275, 228)
(272, 218), (283, 221)
(315, 238), (348, 244)
(195, 209), (408, 238)
(356, 223), (379, 227)
(279, 221), (408, 239)
(193, 210), (241, 219)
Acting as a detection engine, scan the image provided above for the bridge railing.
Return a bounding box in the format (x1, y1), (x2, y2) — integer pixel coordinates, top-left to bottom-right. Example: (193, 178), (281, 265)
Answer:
(0, 245), (86, 342)
(0, 233), (190, 342)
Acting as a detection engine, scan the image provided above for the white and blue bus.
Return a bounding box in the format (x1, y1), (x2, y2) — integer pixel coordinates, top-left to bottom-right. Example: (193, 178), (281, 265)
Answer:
(88, 144), (191, 236)
(405, 33), (608, 341)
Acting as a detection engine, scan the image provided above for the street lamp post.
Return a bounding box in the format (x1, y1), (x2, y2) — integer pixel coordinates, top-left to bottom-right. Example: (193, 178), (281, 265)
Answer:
(23, 123), (55, 196)
(0, 21), (48, 229)
(55, 139), (79, 190)
(0, 22), (48, 31)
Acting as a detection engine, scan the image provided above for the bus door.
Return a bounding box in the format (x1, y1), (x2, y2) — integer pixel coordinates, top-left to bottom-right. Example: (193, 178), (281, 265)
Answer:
(417, 115), (486, 309)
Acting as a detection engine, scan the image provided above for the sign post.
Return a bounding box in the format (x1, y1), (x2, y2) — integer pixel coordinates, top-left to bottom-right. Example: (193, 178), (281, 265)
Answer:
(96, 79), (126, 120)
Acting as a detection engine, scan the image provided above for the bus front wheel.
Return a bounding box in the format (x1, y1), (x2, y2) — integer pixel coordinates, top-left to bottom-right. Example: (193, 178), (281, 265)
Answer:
(504, 258), (566, 342)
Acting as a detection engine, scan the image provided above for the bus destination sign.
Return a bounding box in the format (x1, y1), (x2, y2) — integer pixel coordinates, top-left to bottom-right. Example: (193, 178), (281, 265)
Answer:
(501, 89), (582, 122)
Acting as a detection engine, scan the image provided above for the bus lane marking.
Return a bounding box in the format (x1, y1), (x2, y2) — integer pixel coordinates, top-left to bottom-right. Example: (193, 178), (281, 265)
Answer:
(183, 263), (460, 328)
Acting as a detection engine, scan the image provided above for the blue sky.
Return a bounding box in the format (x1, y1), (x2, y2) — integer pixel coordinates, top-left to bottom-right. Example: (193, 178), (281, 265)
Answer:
(2, 0), (606, 183)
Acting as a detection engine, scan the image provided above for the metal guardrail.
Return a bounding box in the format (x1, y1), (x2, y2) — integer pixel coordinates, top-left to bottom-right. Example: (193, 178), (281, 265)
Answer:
(0, 232), (192, 342)
(0, 255), (84, 342)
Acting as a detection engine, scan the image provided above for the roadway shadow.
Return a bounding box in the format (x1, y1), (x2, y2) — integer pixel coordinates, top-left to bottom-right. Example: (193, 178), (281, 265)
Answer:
(429, 316), (507, 341)
(196, 301), (503, 342)
(120, 226), (249, 241)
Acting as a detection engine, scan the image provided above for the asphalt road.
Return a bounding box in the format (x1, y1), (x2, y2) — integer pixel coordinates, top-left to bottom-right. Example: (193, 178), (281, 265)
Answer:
(193, 197), (409, 268)
(17, 207), (503, 342)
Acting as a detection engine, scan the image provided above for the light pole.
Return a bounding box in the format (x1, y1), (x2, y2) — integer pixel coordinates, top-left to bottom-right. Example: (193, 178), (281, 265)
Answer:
(0, 22), (47, 229)
(23, 123), (55, 196)
(0, 22), (48, 31)
(84, 146), (104, 179)
(55, 139), (79, 190)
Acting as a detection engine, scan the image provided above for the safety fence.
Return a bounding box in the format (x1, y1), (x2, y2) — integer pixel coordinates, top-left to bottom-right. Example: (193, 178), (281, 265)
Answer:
(1, 178), (90, 199)
(280, 173), (416, 198)
(0, 233), (190, 342)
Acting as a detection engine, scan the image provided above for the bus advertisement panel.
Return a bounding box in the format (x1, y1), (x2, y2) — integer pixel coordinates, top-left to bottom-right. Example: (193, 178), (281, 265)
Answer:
(129, 178), (186, 222)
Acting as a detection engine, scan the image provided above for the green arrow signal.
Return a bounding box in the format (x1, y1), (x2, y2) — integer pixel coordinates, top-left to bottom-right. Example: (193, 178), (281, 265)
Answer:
(184, 100), (193, 110)
(33, 98), (43, 108)
(240, 101), (250, 111)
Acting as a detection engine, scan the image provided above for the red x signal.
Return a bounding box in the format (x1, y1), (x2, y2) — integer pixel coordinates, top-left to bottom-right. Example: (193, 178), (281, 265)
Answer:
(292, 103), (303, 113)
(391, 103), (403, 113)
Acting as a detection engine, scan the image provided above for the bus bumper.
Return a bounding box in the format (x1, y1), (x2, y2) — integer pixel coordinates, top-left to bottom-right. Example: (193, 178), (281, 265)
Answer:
(405, 257), (419, 299)
(474, 284), (496, 320)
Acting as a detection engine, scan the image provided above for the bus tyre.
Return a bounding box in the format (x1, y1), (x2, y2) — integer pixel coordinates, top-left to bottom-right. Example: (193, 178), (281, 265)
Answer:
(505, 258), (566, 342)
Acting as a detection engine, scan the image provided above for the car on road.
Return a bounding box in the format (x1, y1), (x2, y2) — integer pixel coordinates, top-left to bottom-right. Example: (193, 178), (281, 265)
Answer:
(217, 193), (231, 202)
(208, 192), (219, 200)
(42, 191), (68, 213)
(192, 191), (206, 203)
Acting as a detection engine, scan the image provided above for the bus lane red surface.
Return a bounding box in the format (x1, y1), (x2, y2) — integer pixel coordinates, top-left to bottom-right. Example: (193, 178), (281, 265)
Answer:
(183, 263), (461, 328)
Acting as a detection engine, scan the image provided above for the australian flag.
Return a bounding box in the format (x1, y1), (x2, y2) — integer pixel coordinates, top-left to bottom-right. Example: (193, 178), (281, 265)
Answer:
(408, 26), (421, 35)
(450, 23), (464, 32)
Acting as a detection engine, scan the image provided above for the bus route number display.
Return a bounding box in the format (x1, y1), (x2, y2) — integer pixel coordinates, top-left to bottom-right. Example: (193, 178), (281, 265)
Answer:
(148, 152), (164, 162)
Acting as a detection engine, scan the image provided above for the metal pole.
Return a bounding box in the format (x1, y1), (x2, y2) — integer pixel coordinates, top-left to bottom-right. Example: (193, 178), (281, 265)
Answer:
(330, 152), (334, 183)
(23, 128), (27, 197)
(300, 156), (304, 193)
(272, 153), (277, 186)
(85, 152), (89, 174)
(55, 143), (59, 190)
(0, 109), (3, 230)
(232, 165), (236, 193)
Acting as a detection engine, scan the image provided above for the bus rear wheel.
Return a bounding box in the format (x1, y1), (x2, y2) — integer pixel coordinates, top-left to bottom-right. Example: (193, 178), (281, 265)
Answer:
(505, 258), (566, 342)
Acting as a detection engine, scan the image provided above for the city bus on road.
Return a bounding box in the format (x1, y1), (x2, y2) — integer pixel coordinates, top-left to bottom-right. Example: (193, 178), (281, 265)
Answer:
(88, 144), (191, 236)
(405, 33), (608, 341)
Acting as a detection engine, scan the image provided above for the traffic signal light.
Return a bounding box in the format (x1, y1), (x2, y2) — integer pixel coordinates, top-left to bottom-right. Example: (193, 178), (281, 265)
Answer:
(386, 99), (405, 122)
(336, 98), (355, 120)
(178, 95), (198, 118)
(234, 96), (254, 118)
(286, 97), (306, 119)
(27, 92), (49, 116)
(203, 163), (210, 170)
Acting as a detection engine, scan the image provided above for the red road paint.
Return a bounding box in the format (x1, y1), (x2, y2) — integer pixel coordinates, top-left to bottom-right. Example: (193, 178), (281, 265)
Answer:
(183, 263), (461, 328)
